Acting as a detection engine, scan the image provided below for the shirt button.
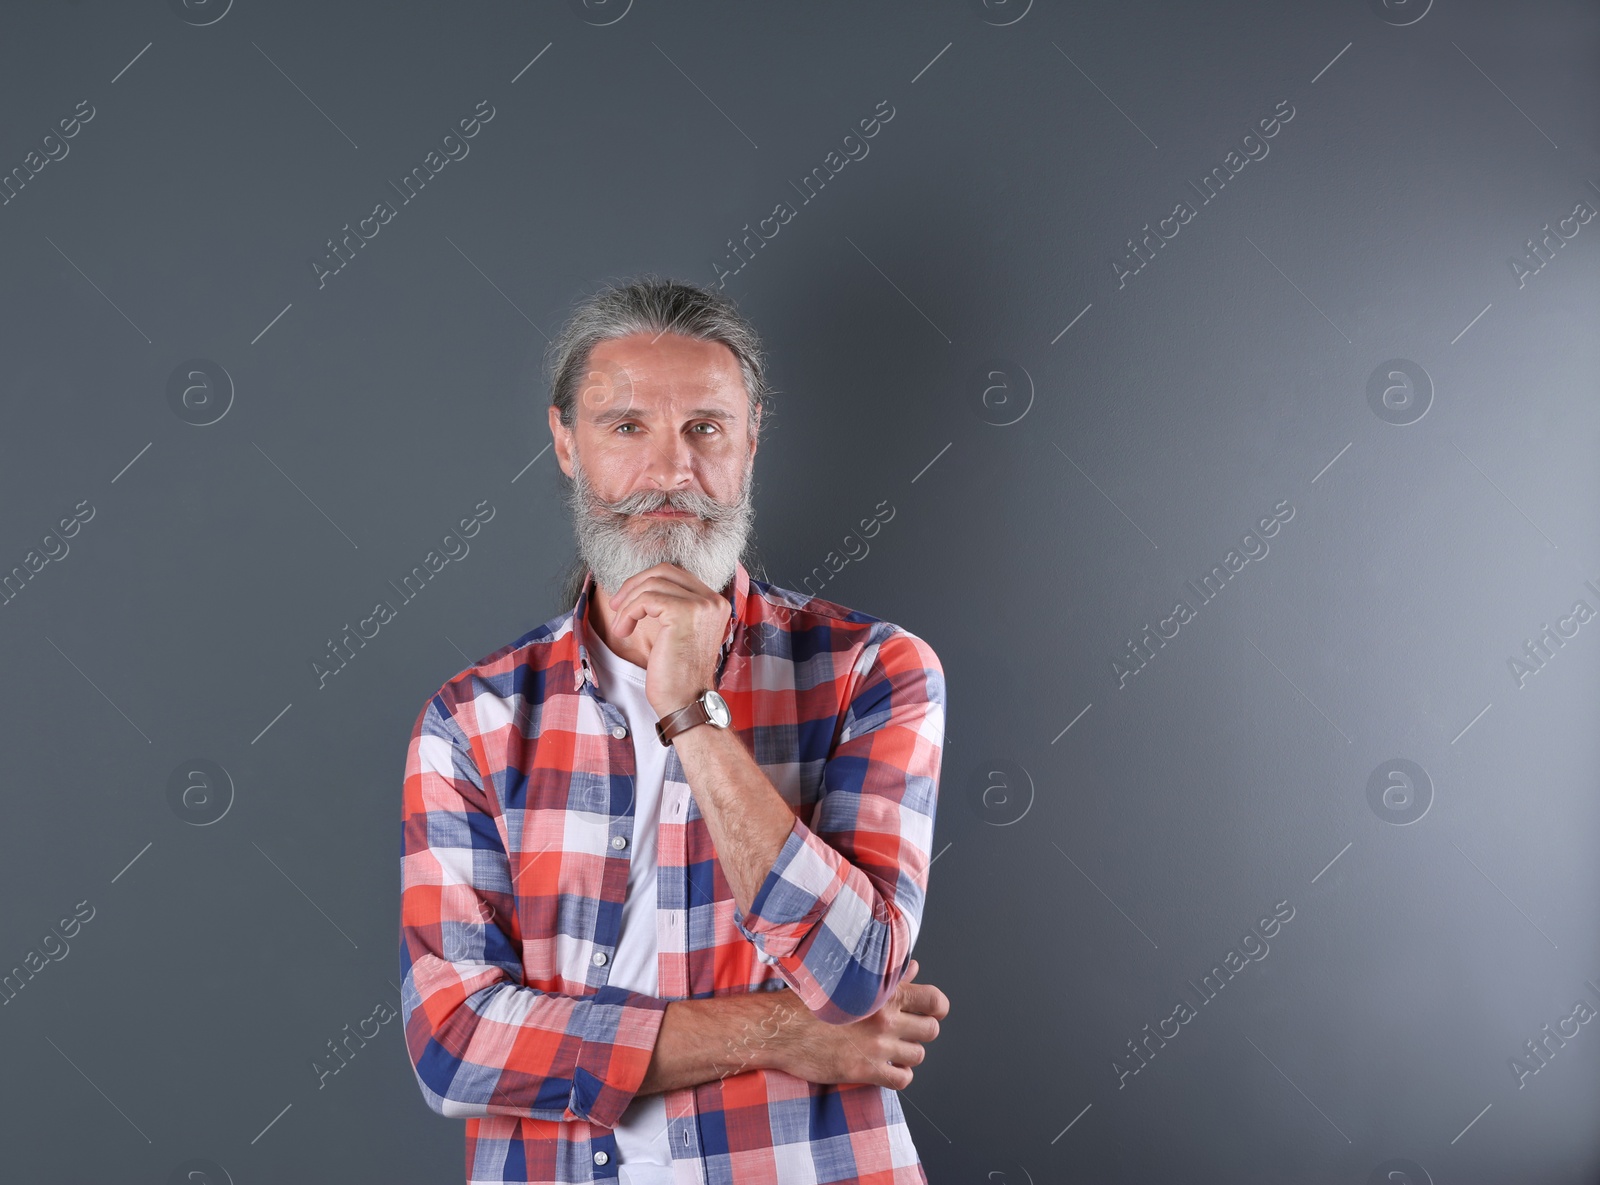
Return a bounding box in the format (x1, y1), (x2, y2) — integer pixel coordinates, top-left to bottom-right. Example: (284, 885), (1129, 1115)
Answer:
(611, 834), (627, 849)
(611, 725), (627, 739)
(593, 1150), (610, 1165)
(592, 951), (608, 966)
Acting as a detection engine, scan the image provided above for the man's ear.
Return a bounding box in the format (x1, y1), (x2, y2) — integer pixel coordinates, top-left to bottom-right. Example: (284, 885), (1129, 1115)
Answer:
(549, 404), (573, 477)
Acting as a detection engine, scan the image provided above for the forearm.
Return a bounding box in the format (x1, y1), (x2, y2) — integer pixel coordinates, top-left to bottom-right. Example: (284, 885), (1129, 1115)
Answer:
(670, 628), (943, 1025)
(671, 723), (797, 916)
(674, 721), (912, 1024)
(636, 989), (801, 1096)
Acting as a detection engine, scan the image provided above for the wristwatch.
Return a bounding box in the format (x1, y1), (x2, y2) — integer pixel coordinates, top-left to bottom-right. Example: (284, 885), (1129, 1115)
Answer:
(655, 689), (732, 746)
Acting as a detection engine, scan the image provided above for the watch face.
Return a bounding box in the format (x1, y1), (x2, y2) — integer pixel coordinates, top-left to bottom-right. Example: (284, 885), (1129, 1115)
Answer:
(702, 690), (731, 728)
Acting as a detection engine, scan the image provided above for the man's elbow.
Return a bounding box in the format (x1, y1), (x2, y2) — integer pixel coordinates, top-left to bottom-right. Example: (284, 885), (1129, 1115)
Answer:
(407, 1025), (579, 1122)
(429, 1092), (483, 1119)
(806, 957), (909, 1025)
(407, 1035), (481, 1118)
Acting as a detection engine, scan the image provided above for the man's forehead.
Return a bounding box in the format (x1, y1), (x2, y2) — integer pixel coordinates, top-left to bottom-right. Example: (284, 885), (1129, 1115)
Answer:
(582, 334), (748, 420)
(590, 331), (737, 368)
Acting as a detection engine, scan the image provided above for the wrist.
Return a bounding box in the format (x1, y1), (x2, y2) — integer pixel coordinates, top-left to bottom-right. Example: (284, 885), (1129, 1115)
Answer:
(654, 684), (707, 718)
(738, 988), (802, 1074)
(655, 686), (733, 746)
(651, 693), (685, 718)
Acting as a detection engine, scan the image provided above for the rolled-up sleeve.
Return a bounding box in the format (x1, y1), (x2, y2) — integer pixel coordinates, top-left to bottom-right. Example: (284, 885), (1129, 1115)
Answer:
(399, 693), (667, 1127)
(731, 626), (945, 1024)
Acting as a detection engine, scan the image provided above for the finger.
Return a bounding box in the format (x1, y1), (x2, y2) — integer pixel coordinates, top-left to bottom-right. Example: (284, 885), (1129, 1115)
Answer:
(608, 566), (701, 610)
(606, 564), (671, 607)
(609, 590), (677, 637)
(611, 584), (697, 637)
(885, 1039), (926, 1068)
(878, 1063), (914, 1091)
(894, 1014), (939, 1044)
(900, 983), (949, 1019)
(610, 582), (674, 619)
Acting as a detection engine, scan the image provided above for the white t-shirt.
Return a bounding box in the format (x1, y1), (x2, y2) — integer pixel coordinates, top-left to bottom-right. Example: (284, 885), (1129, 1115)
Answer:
(586, 629), (676, 1184)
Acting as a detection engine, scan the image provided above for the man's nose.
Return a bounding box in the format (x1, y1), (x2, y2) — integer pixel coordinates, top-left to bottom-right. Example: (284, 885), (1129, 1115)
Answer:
(642, 432), (696, 491)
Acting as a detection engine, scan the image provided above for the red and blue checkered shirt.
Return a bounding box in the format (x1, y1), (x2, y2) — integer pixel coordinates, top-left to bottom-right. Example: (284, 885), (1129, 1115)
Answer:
(399, 560), (946, 1183)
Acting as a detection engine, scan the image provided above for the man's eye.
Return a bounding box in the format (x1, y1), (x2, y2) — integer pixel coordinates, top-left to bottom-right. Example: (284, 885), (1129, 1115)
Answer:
(614, 423), (717, 434)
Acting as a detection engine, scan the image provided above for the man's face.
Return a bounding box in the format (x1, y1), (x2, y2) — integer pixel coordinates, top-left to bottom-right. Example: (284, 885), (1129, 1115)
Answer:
(549, 331), (760, 599)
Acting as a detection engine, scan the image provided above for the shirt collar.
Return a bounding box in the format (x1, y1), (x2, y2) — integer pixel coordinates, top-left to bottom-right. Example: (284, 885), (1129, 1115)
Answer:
(570, 560), (750, 692)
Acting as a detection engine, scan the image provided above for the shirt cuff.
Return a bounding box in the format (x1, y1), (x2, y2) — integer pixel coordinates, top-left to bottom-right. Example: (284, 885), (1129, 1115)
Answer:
(732, 815), (847, 959)
(567, 984), (670, 1129)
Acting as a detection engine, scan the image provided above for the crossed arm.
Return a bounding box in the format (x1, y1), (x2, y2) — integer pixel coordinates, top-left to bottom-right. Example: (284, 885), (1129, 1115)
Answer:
(399, 626), (946, 1120)
(640, 678), (947, 1093)
(636, 961), (947, 1098)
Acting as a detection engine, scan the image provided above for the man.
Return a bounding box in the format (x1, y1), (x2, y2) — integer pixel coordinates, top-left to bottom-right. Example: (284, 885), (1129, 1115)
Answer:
(399, 275), (950, 1185)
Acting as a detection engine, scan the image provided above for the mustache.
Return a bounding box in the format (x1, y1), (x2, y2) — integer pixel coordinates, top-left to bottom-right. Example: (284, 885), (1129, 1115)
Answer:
(599, 487), (741, 522)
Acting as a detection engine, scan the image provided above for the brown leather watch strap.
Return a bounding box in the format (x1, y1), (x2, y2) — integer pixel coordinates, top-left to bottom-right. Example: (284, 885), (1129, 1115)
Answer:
(655, 695), (711, 746)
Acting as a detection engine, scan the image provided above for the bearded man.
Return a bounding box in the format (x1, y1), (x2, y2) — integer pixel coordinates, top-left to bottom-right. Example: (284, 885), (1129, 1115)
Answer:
(399, 274), (950, 1185)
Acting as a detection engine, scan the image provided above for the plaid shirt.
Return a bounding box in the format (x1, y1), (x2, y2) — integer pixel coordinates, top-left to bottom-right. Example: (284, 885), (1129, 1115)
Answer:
(399, 560), (946, 1184)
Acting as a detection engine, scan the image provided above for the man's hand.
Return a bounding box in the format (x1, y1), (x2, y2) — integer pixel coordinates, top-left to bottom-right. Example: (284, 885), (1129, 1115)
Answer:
(766, 958), (950, 1090)
(606, 562), (730, 716)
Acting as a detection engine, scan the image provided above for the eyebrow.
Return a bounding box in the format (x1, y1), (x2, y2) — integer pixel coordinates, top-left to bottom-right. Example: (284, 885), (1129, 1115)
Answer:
(590, 405), (735, 426)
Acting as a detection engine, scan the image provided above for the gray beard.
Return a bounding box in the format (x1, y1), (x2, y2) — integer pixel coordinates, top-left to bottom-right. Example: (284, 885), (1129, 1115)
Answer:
(563, 450), (757, 600)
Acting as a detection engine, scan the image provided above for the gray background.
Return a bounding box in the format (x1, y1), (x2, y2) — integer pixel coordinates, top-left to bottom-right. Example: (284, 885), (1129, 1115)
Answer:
(1, 0), (1596, 1182)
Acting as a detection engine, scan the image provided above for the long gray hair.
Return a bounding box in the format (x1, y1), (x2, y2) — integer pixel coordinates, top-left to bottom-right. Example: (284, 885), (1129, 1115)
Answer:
(545, 274), (777, 614)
